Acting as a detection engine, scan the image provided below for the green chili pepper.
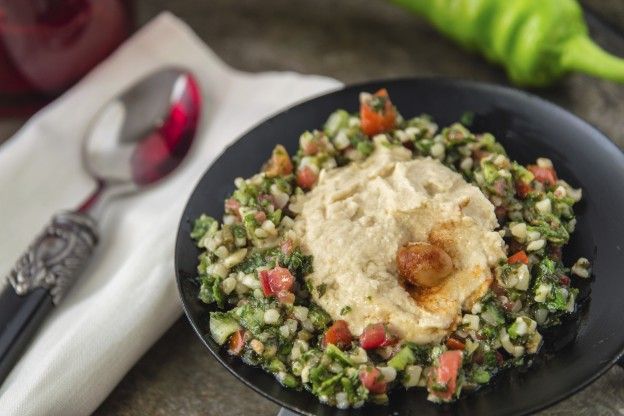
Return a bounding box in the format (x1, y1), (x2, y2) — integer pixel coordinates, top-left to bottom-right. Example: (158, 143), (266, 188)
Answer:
(391, 0), (624, 86)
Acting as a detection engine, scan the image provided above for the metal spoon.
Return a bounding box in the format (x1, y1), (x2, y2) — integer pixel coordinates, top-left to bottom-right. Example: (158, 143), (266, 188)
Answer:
(0, 67), (201, 384)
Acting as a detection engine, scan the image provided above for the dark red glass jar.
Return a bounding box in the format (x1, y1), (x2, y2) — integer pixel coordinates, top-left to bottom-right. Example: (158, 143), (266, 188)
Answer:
(0, 0), (134, 115)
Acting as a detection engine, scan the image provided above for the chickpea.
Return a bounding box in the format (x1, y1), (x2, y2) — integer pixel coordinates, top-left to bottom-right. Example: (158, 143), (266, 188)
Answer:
(396, 242), (453, 288)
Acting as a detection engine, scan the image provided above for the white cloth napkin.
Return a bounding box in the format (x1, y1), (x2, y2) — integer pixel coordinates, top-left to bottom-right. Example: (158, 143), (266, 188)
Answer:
(0, 12), (340, 416)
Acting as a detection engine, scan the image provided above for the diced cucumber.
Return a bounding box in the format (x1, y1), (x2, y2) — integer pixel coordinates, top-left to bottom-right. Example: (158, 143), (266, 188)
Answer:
(388, 346), (416, 371)
(324, 109), (350, 137)
(281, 373), (298, 388)
(472, 368), (491, 384)
(209, 312), (241, 345)
(370, 393), (389, 404)
(269, 209), (282, 226)
(268, 358), (287, 373)
(325, 344), (353, 366)
(402, 365), (423, 388)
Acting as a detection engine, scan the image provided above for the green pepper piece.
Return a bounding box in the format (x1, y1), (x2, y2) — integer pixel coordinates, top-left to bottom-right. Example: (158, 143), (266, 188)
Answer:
(391, 0), (624, 86)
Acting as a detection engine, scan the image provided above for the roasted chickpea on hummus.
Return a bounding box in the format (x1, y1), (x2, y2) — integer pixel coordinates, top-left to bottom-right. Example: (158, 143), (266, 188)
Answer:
(191, 89), (590, 408)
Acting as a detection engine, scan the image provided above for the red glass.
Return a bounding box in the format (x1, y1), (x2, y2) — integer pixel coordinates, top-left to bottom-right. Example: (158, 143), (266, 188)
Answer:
(131, 74), (201, 186)
(0, 0), (133, 116)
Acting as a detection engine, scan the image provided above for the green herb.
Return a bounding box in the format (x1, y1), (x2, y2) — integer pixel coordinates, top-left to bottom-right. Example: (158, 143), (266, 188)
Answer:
(460, 111), (474, 127)
(340, 305), (352, 316)
(356, 140), (374, 156)
(317, 283), (327, 297)
(403, 343), (432, 366)
(191, 214), (218, 241)
(369, 95), (387, 112)
(308, 304), (332, 330)
(198, 274), (225, 307)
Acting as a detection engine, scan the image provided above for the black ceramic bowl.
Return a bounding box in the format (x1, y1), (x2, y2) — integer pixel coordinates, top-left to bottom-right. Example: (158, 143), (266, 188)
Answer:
(175, 79), (624, 416)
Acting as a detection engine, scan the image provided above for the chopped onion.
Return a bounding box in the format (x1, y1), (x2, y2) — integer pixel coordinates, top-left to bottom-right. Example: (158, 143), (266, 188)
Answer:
(379, 366), (397, 382)
(264, 309), (281, 325)
(515, 264), (531, 291)
(535, 308), (548, 325)
(403, 365), (423, 388)
(500, 330), (524, 357)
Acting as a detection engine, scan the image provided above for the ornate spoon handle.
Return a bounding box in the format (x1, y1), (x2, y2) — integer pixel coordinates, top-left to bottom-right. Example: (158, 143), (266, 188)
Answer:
(0, 211), (98, 384)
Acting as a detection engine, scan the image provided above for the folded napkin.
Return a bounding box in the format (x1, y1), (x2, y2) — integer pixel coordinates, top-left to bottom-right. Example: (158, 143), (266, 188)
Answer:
(0, 12), (340, 416)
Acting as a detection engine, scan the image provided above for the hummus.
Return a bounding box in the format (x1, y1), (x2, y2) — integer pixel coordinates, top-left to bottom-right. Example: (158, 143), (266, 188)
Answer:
(294, 145), (505, 344)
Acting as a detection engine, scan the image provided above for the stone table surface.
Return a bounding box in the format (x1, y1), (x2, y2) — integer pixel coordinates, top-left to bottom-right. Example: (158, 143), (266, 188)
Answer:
(3, 0), (624, 415)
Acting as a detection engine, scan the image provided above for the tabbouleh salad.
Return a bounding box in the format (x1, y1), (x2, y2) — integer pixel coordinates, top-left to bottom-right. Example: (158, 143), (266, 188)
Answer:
(190, 89), (591, 408)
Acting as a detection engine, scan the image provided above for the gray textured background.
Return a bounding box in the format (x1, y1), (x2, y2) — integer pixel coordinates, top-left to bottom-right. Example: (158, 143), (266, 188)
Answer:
(3, 0), (624, 415)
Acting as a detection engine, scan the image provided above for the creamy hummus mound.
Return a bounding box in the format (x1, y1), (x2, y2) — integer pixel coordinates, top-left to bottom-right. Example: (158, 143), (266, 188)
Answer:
(293, 145), (505, 344)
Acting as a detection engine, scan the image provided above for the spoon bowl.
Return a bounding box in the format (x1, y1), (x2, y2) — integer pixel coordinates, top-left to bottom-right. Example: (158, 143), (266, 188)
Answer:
(83, 68), (201, 188)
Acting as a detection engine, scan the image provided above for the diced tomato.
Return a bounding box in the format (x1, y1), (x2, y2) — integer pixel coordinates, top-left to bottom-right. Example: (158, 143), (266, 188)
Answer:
(254, 211), (267, 223)
(360, 89), (397, 136)
(303, 141), (319, 156)
(471, 349), (484, 364)
(264, 144), (293, 177)
(359, 367), (387, 394)
(267, 267), (294, 293)
(276, 290), (295, 304)
(502, 298), (517, 312)
(260, 267), (295, 302)
(323, 320), (353, 349)
(472, 149), (490, 162)
(507, 250), (529, 265)
(474, 332), (486, 341)
(515, 181), (532, 199)
(528, 165), (558, 186)
(560, 275), (571, 286)
(490, 281), (506, 297)
(359, 323), (396, 350)
(494, 206), (507, 222)
(428, 350), (463, 401)
(359, 323), (385, 349)
(445, 337), (465, 350)
(228, 330), (245, 355)
(493, 178), (507, 196)
(280, 239), (294, 256)
(257, 193), (276, 206)
(225, 198), (241, 217)
(296, 166), (318, 190)
(259, 270), (272, 296)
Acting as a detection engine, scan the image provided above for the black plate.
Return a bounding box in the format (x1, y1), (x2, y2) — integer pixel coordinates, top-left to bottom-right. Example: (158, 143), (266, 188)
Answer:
(175, 78), (624, 416)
